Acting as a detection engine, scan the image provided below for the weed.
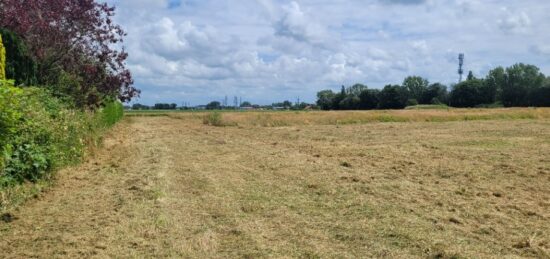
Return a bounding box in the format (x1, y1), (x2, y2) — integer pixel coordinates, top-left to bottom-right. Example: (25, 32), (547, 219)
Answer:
(203, 112), (225, 126)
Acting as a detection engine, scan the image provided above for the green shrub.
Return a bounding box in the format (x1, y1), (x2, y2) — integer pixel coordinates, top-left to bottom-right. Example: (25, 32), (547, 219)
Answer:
(406, 99), (419, 106)
(99, 100), (124, 127)
(203, 112), (224, 126)
(0, 29), (37, 86)
(0, 87), (122, 187)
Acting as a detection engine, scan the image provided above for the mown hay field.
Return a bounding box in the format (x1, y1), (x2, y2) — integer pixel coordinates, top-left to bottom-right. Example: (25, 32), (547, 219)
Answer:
(1, 108), (549, 258)
(128, 107), (550, 126)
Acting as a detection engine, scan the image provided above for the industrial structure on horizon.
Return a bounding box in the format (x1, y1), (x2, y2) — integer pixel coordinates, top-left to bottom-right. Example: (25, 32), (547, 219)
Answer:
(458, 53), (465, 83)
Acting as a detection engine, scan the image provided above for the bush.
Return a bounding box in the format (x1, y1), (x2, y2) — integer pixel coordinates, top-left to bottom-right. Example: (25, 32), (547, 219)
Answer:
(0, 86), (122, 187)
(406, 99), (419, 106)
(99, 100), (124, 127)
(203, 112), (224, 126)
(0, 29), (37, 86)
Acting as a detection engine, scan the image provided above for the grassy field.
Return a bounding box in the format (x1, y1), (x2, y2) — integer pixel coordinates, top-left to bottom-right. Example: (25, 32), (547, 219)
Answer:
(1, 108), (549, 258)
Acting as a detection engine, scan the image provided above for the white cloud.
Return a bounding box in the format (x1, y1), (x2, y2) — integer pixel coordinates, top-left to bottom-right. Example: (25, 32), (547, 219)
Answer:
(104, 0), (550, 105)
(531, 45), (550, 57)
(410, 40), (429, 55)
(498, 9), (532, 34)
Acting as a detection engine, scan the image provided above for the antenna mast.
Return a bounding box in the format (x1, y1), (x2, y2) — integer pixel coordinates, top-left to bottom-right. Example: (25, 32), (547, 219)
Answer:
(458, 53), (464, 83)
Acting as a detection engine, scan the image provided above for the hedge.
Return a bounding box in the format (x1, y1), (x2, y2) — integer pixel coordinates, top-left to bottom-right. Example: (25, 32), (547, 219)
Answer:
(0, 81), (124, 187)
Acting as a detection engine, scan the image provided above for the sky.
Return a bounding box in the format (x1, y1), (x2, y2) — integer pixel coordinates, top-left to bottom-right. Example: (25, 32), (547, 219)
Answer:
(105, 0), (550, 106)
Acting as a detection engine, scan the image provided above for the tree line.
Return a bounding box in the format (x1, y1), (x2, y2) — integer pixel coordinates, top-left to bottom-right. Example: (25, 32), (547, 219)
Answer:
(317, 63), (550, 110)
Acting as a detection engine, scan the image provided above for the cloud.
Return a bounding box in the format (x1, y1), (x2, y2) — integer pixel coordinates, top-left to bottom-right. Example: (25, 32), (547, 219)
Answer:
(104, 0), (550, 105)
(531, 45), (550, 56)
(379, 0), (427, 5)
(410, 40), (429, 55)
(498, 10), (532, 34)
(273, 2), (330, 48)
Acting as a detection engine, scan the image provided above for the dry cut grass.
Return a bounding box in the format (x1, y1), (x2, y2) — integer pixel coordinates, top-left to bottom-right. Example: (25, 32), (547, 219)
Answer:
(164, 107), (550, 127)
(0, 110), (549, 258)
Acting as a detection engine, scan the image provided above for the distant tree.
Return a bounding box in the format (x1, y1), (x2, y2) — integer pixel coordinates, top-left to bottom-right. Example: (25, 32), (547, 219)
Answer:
(339, 95), (360, 110)
(282, 100), (292, 108)
(316, 90), (336, 110)
(332, 85), (347, 110)
(466, 71), (476, 81)
(347, 83), (367, 95)
(338, 83), (366, 110)
(420, 83), (448, 104)
(406, 98), (419, 106)
(484, 67), (505, 104)
(403, 76), (429, 104)
(449, 79), (485, 107)
(153, 103), (176, 110)
(132, 103), (149, 110)
(206, 101), (222, 110)
(240, 101), (252, 107)
(378, 85), (409, 109)
(528, 86), (550, 107)
(358, 89), (379, 110)
(501, 63), (545, 107)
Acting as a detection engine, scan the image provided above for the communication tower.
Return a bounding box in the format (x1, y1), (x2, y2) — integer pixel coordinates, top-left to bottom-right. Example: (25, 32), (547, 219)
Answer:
(458, 53), (465, 83)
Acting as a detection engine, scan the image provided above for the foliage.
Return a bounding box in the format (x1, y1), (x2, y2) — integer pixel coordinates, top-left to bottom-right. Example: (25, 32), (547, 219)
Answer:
(501, 64), (545, 107)
(378, 85), (409, 109)
(0, 33), (5, 80)
(403, 76), (429, 103)
(132, 103), (150, 110)
(206, 101), (222, 110)
(240, 101), (252, 107)
(484, 67), (504, 103)
(332, 86), (347, 110)
(317, 63), (550, 110)
(0, 87), (123, 187)
(153, 103), (177, 110)
(528, 85), (550, 107)
(0, 84), (22, 163)
(99, 101), (124, 127)
(467, 71), (476, 81)
(421, 83), (448, 104)
(273, 100), (293, 109)
(317, 90), (336, 110)
(0, 0), (139, 107)
(358, 89), (379, 109)
(407, 98), (419, 106)
(449, 79), (485, 107)
(0, 29), (37, 86)
(339, 95), (361, 110)
(203, 112), (224, 126)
